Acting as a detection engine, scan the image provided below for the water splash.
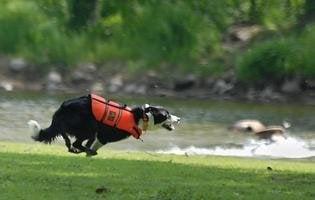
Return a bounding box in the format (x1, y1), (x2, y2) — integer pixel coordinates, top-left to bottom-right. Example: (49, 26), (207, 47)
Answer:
(156, 136), (315, 158)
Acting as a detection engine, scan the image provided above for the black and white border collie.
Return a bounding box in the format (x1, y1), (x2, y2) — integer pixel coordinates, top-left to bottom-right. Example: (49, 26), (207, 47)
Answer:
(28, 94), (180, 156)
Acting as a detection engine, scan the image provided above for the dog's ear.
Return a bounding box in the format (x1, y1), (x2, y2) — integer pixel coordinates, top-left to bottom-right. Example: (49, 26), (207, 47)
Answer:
(132, 106), (145, 120)
(144, 104), (151, 113)
(144, 106), (160, 116)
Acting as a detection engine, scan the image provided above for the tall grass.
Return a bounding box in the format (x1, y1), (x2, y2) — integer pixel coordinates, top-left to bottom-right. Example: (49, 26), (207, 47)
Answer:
(299, 25), (315, 78)
(236, 25), (315, 85)
(0, 0), (312, 78)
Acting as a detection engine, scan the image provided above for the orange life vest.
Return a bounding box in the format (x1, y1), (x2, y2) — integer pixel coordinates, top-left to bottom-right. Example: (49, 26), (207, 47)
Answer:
(91, 94), (142, 139)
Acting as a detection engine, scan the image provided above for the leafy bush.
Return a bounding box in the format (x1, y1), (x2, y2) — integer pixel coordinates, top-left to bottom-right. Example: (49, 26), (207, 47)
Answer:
(298, 25), (315, 77)
(0, 1), (41, 53)
(116, 2), (207, 65)
(0, 0), (93, 72)
(0, 0), (312, 78)
(237, 39), (294, 85)
(237, 25), (315, 85)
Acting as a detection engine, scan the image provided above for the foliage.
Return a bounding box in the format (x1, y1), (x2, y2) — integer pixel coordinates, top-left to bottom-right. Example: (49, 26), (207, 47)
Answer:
(237, 24), (315, 85)
(0, 1), (41, 53)
(0, 0), (313, 79)
(298, 25), (315, 77)
(237, 39), (296, 85)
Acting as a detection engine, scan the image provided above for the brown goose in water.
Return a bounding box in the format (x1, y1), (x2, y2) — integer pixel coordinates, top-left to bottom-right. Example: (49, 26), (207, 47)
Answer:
(228, 119), (266, 133)
(255, 122), (290, 140)
(229, 120), (290, 140)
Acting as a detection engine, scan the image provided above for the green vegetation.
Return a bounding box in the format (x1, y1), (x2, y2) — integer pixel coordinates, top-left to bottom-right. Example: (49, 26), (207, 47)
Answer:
(0, 142), (314, 199)
(0, 0), (314, 82)
(237, 25), (315, 85)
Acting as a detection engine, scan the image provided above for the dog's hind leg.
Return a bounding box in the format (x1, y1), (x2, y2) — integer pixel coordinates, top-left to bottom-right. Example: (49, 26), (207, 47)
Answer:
(72, 138), (98, 156)
(61, 133), (73, 152)
(85, 138), (95, 149)
(72, 139), (87, 154)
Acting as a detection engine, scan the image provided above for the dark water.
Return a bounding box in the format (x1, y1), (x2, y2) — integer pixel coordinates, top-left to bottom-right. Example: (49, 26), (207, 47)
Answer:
(1, 91), (315, 158)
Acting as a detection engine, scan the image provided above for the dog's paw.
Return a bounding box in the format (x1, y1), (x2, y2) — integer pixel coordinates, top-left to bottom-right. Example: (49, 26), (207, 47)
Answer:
(69, 147), (83, 154)
(86, 149), (98, 157)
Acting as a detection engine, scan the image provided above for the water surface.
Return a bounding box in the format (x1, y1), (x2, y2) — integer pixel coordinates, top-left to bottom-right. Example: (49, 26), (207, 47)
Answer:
(1, 91), (315, 158)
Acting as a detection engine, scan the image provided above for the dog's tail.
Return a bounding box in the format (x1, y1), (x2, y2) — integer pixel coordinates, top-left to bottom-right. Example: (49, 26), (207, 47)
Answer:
(28, 120), (59, 144)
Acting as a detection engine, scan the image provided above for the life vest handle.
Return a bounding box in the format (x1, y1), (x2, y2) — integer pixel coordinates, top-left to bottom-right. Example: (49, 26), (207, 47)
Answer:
(108, 99), (127, 109)
(92, 96), (131, 112)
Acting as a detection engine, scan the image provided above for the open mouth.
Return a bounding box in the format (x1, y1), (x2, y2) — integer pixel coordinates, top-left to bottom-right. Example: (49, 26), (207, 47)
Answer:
(162, 123), (175, 131)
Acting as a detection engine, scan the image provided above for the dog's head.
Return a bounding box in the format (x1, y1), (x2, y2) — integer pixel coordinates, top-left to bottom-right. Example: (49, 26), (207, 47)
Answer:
(143, 105), (180, 131)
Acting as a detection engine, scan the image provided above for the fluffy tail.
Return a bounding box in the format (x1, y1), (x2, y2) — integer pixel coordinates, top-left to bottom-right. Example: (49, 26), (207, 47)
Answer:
(28, 120), (59, 143)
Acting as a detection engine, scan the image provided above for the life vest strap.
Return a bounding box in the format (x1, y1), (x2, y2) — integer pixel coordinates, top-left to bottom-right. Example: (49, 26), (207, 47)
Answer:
(132, 126), (141, 139)
(114, 108), (123, 128)
(100, 103), (109, 123)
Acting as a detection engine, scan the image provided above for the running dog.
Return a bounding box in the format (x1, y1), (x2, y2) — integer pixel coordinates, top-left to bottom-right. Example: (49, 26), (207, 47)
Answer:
(28, 94), (180, 156)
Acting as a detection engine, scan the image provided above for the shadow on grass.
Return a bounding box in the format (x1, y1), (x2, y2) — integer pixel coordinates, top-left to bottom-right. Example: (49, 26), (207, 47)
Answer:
(0, 152), (314, 200)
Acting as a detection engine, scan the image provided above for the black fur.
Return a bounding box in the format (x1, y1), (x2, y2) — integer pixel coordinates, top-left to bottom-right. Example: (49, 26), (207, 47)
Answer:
(31, 94), (172, 156)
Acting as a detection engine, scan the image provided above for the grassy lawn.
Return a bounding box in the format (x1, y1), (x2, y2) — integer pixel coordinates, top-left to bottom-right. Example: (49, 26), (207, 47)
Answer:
(0, 142), (314, 200)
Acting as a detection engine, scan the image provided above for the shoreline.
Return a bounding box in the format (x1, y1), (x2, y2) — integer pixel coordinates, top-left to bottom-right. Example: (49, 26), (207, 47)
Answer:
(1, 64), (315, 105)
(1, 77), (315, 105)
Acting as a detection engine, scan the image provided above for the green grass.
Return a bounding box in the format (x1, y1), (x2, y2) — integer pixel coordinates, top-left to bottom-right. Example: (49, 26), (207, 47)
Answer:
(0, 141), (314, 200)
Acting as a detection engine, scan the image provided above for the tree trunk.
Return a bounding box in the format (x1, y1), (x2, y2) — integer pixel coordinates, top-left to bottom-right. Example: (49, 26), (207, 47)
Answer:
(249, 0), (260, 24)
(68, 0), (100, 31)
(304, 0), (315, 23)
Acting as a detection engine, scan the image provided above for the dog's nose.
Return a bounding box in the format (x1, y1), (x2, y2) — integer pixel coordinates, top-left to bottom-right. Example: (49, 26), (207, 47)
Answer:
(177, 117), (181, 123)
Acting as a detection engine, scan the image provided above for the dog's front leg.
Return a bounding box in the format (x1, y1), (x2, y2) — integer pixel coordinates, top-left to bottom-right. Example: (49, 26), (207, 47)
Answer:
(86, 137), (104, 157)
(84, 138), (97, 156)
